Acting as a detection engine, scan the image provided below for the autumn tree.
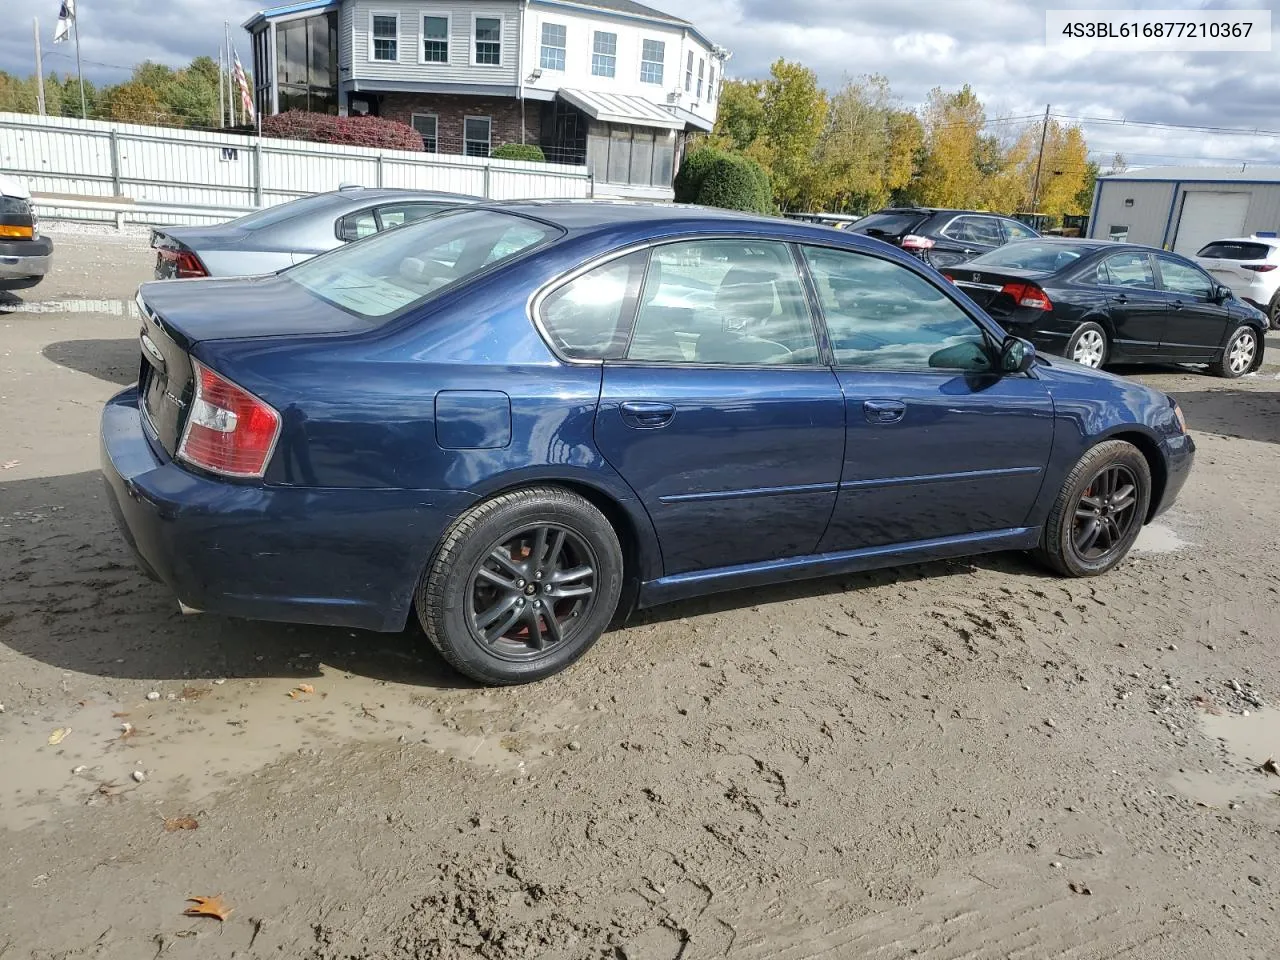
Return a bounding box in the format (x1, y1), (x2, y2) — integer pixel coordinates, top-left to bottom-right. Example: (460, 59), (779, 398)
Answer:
(106, 79), (167, 124)
(913, 84), (988, 208)
(753, 59), (827, 210)
(711, 78), (766, 153)
(815, 74), (922, 212)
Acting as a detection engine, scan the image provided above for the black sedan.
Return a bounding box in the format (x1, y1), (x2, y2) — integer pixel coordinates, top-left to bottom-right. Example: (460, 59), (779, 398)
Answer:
(942, 239), (1268, 378)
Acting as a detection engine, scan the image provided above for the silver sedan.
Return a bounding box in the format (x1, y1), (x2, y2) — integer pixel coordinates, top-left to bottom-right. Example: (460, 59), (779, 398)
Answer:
(149, 186), (479, 279)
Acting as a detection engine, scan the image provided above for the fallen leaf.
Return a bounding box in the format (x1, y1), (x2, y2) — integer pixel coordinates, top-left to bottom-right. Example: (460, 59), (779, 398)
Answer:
(183, 895), (232, 921)
(112, 711), (131, 719)
(181, 686), (208, 701)
(287, 690), (303, 700)
(1261, 758), (1279, 777)
(296, 683), (315, 695)
(360, 704), (378, 720)
(1068, 882), (1092, 896)
(163, 816), (199, 832)
(48, 727), (71, 746)
(118, 722), (136, 741)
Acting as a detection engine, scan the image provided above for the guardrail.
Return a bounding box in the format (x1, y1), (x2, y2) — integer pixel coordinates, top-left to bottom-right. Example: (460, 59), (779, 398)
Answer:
(34, 195), (257, 229)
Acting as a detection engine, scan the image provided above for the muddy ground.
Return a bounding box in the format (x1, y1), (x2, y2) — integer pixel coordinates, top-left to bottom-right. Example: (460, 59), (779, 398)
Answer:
(2, 229), (1280, 959)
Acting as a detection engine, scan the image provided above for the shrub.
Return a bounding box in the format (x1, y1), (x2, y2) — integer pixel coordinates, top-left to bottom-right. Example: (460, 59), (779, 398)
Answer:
(491, 143), (546, 162)
(696, 154), (773, 213)
(673, 146), (725, 203)
(261, 111), (424, 152)
(747, 160), (774, 213)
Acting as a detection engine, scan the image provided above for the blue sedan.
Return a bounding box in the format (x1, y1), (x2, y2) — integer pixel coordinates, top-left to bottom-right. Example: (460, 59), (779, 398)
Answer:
(101, 202), (1195, 684)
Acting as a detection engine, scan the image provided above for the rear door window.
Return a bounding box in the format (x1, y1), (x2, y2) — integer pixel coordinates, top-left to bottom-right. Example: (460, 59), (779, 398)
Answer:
(1097, 252), (1157, 289)
(944, 216), (1004, 246)
(1002, 219), (1037, 241)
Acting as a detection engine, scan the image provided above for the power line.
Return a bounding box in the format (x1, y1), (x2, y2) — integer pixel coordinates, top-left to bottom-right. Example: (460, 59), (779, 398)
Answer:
(1053, 112), (1280, 139)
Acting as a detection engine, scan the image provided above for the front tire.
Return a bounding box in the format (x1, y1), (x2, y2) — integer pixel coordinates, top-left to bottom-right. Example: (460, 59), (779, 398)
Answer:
(1035, 440), (1151, 577)
(1267, 292), (1280, 331)
(1211, 325), (1259, 379)
(416, 486), (624, 685)
(1066, 322), (1108, 369)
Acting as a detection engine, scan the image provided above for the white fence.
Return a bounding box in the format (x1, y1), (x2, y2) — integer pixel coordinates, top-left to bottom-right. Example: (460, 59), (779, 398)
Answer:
(0, 113), (594, 227)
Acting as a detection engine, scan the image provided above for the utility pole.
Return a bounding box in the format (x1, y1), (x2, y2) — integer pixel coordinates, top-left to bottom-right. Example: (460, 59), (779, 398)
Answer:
(1029, 103), (1050, 219)
(33, 19), (46, 115)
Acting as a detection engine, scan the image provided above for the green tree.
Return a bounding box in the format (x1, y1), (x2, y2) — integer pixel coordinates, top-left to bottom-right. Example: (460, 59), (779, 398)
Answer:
(754, 59), (827, 210)
(814, 75), (920, 213)
(712, 78), (766, 153)
(1075, 159), (1101, 213)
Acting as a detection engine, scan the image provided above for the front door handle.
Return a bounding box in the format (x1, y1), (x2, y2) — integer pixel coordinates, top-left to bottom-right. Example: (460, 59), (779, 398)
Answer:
(864, 399), (906, 425)
(1171, 300), (1185, 311)
(1112, 294), (1129, 304)
(619, 400), (676, 429)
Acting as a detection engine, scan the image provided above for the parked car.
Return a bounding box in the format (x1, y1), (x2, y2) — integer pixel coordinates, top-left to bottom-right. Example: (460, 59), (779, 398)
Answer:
(1194, 235), (1280, 330)
(149, 186), (480, 279)
(0, 173), (52, 291)
(942, 239), (1267, 378)
(102, 202), (1194, 685)
(847, 206), (1039, 268)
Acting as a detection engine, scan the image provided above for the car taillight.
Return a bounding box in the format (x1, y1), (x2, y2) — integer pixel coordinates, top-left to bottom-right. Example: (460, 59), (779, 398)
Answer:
(177, 360), (280, 478)
(1001, 281), (1053, 311)
(900, 234), (935, 250)
(156, 247), (209, 278)
(1241, 264), (1277, 272)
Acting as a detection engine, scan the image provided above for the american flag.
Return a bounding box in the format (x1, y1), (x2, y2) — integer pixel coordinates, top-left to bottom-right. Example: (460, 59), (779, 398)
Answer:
(53, 0), (75, 43)
(232, 48), (256, 122)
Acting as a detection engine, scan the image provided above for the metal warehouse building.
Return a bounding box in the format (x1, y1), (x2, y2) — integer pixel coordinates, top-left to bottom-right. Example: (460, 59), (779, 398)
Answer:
(1089, 166), (1280, 255)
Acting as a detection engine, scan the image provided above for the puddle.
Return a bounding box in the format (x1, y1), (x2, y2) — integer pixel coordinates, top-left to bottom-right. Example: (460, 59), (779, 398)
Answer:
(0, 298), (141, 318)
(0, 670), (585, 832)
(1133, 522), (1190, 555)
(1169, 708), (1280, 809)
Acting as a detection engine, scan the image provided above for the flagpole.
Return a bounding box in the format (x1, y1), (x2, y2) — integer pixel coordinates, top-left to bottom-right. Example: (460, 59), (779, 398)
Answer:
(224, 22), (234, 127)
(72, 6), (86, 118)
(218, 44), (225, 128)
(33, 19), (47, 116)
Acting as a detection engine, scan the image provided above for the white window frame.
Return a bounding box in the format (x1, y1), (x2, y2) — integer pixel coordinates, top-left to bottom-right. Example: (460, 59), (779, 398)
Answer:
(411, 112), (439, 153)
(708, 65), (716, 101)
(539, 21), (567, 71)
(369, 10), (400, 63)
(464, 115), (492, 157)
(685, 50), (693, 92)
(420, 13), (451, 65)
(639, 38), (664, 85)
(471, 13), (503, 67)
(592, 30), (617, 78)
(697, 57), (705, 99)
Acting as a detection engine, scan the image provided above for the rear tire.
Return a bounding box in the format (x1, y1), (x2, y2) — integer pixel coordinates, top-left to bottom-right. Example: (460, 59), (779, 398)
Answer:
(1035, 440), (1151, 578)
(1066, 322), (1108, 369)
(1267, 292), (1280, 331)
(416, 486), (623, 685)
(1211, 325), (1259, 379)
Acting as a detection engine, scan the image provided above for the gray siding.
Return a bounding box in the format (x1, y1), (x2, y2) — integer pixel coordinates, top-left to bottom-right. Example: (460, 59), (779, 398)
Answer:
(339, 3), (355, 72)
(349, 0), (521, 88)
(1091, 180), (1176, 246)
(1093, 177), (1280, 248)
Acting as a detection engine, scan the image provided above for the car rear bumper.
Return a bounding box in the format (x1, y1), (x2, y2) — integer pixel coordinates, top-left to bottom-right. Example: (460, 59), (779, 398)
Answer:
(1152, 431), (1195, 519)
(0, 235), (53, 280)
(100, 386), (476, 632)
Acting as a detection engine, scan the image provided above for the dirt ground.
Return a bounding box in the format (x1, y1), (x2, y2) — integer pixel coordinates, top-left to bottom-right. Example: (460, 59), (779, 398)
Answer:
(2, 229), (1280, 960)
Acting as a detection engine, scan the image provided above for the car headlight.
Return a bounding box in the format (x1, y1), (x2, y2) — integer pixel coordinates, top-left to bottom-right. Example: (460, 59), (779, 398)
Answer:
(1171, 399), (1187, 434)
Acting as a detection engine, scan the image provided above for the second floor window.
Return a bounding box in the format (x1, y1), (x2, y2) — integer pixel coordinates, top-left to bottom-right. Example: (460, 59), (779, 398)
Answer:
(592, 31), (617, 78)
(474, 17), (501, 65)
(640, 39), (664, 84)
(540, 22), (566, 71)
(697, 58), (704, 98)
(422, 16), (448, 63)
(685, 51), (693, 92)
(371, 13), (398, 62)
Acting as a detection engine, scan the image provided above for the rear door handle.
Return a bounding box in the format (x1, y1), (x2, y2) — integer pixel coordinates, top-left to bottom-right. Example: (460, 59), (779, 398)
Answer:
(1171, 300), (1185, 311)
(864, 399), (906, 425)
(1112, 294), (1129, 304)
(619, 400), (675, 429)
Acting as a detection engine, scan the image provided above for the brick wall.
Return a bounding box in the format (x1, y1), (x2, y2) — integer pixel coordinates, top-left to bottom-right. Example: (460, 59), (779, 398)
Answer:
(377, 93), (540, 155)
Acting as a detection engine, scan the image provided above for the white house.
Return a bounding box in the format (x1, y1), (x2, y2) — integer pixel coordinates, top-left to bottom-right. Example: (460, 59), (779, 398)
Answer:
(244, 0), (729, 198)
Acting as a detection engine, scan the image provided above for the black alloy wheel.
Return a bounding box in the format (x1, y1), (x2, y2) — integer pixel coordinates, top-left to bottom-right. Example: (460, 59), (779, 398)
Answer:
(1071, 463), (1140, 562)
(468, 523), (598, 659)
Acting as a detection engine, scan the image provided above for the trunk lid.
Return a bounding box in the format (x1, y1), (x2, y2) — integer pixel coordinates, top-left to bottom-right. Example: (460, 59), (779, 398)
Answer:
(943, 265), (1052, 313)
(135, 275), (375, 456)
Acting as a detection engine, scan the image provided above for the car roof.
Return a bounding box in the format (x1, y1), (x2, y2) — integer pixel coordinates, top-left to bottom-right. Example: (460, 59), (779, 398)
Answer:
(870, 207), (1013, 217)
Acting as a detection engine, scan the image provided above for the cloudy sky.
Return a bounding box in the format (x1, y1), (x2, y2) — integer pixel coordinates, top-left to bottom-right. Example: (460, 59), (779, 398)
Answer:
(2, 0), (1278, 167)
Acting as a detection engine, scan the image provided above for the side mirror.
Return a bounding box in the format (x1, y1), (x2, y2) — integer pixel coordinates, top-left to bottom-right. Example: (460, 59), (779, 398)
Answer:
(1214, 284), (1232, 304)
(1000, 337), (1036, 375)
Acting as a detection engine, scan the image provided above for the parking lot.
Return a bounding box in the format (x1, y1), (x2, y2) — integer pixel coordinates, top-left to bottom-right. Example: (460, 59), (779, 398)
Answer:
(3, 228), (1280, 959)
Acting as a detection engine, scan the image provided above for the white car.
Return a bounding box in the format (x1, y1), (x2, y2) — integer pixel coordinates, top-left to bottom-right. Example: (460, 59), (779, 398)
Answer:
(0, 173), (52, 292)
(1195, 236), (1280, 330)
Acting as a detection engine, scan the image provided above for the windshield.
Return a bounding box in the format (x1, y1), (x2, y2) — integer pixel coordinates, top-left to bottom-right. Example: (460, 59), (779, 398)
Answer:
(966, 241), (1093, 272)
(287, 208), (560, 320)
(224, 193), (346, 232)
(850, 211), (927, 237)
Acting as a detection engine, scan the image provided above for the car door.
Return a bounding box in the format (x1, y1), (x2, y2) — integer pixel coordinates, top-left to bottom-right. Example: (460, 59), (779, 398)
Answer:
(799, 244), (1055, 552)
(1154, 254), (1232, 360)
(589, 238), (846, 576)
(1095, 250), (1167, 359)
